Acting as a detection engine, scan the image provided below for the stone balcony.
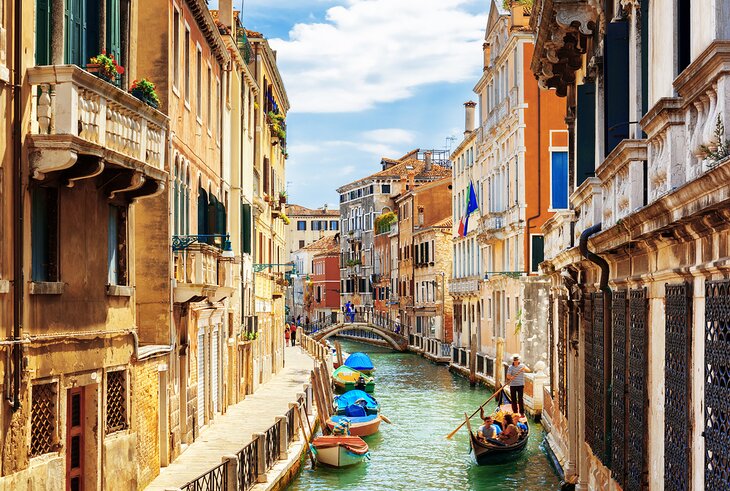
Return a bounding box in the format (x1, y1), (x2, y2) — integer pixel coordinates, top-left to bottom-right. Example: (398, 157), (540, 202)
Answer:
(596, 140), (647, 229)
(27, 65), (167, 198)
(173, 243), (234, 303)
(448, 276), (481, 297)
(570, 177), (602, 245)
(478, 205), (520, 243)
(542, 210), (575, 262)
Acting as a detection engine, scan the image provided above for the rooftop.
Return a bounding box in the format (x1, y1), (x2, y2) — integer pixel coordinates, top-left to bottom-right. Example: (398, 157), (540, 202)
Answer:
(305, 235), (341, 254)
(286, 204), (340, 217)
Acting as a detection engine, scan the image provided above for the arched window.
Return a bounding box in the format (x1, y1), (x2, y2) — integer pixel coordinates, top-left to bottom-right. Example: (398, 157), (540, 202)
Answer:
(173, 157), (180, 235)
(185, 167), (191, 234)
(198, 185), (208, 238)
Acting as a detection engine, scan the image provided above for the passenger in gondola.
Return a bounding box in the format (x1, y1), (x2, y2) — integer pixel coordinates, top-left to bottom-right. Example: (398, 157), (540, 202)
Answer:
(477, 411), (504, 445)
(497, 414), (519, 445)
(354, 375), (367, 391)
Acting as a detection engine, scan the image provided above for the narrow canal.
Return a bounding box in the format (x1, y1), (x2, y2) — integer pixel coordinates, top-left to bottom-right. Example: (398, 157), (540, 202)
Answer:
(288, 339), (561, 491)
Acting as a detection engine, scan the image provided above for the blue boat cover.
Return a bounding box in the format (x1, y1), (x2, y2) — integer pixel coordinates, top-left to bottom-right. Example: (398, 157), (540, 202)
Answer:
(344, 352), (375, 371)
(330, 414), (379, 424)
(334, 390), (378, 411)
(345, 405), (367, 417)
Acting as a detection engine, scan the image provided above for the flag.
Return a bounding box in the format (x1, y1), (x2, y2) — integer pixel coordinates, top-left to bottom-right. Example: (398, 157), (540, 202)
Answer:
(460, 181), (479, 237)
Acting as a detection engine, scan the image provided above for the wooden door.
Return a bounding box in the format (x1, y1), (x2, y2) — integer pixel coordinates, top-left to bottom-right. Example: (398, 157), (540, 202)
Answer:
(66, 387), (84, 491)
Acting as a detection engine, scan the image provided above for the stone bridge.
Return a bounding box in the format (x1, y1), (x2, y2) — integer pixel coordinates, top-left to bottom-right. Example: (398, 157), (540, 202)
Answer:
(311, 322), (409, 351)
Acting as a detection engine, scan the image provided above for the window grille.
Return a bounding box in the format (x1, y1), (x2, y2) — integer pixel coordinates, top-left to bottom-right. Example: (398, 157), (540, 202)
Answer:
(31, 382), (58, 457)
(106, 370), (128, 434)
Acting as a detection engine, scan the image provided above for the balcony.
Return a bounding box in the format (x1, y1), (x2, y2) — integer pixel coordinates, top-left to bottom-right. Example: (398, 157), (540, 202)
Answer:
(542, 210), (575, 262)
(596, 140), (647, 229)
(347, 229), (363, 242)
(27, 65), (167, 198)
(173, 244), (234, 303)
(570, 177), (602, 245)
(448, 277), (481, 297)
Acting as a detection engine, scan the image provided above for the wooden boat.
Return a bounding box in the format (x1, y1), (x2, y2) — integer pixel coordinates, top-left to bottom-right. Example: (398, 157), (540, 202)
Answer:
(311, 436), (369, 467)
(344, 352), (375, 375)
(334, 390), (379, 416)
(465, 392), (530, 465)
(326, 415), (382, 437)
(332, 366), (375, 393)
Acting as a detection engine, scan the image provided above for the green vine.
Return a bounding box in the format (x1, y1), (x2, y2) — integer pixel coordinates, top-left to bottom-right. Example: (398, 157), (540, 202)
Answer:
(502, 0), (534, 10)
(698, 115), (730, 166)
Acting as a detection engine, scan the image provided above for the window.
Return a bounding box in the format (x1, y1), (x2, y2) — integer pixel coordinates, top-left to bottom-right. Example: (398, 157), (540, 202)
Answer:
(173, 8), (180, 89)
(106, 0), (121, 60)
(196, 47), (202, 119)
(36, 0), (52, 65)
(108, 205), (128, 285)
(550, 151), (569, 209)
(184, 27), (191, 102)
(330, 220), (339, 230)
(242, 203), (252, 254)
(207, 66), (212, 126)
(64, 0), (100, 67)
(531, 235), (545, 273)
(106, 370), (128, 434)
(31, 187), (59, 282)
(31, 382), (58, 457)
(299, 240), (305, 249)
(297, 220), (306, 231)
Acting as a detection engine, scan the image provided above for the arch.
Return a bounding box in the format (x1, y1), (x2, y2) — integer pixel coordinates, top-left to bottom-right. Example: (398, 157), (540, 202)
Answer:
(312, 323), (407, 352)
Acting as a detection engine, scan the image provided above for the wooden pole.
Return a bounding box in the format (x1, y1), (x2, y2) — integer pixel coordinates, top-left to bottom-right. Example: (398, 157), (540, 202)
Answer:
(334, 340), (344, 367)
(469, 333), (478, 387)
(297, 403), (316, 469)
(495, 337), (505, 387)
(311, 369), (329, 434)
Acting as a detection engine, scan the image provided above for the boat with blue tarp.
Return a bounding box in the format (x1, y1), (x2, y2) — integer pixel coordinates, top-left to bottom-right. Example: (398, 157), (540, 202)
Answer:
(334, 390), (379, 416)
(343, 352), (375, 374)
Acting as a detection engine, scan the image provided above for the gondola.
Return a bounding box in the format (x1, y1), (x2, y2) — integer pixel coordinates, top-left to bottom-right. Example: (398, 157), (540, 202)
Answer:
(326, 414), (382, 437)
(334, 390), (379, 416)
(466, 390), (530, 465)
(343, 352), (376, 375)
(311, 435), (369, 467)
(332, 365), (375, 393)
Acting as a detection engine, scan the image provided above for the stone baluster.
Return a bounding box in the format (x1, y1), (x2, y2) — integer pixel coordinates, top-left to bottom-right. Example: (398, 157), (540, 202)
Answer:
(37, 84), (53, 134)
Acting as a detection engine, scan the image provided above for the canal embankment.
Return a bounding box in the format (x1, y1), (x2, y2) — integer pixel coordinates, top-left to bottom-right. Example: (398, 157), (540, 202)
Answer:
(145, 345), (322, 491)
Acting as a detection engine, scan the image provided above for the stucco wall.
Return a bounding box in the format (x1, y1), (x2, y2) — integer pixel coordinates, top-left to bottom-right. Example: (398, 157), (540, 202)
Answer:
(133, 359), (161, 488)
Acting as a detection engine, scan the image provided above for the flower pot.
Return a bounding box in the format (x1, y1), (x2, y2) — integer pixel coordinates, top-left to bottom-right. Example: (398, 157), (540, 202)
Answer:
(279, 196), (287, 204)
(130, 87), (159, 109)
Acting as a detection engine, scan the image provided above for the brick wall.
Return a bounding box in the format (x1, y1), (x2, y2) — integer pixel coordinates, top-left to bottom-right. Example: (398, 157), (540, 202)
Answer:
(132, 359), (160, 488)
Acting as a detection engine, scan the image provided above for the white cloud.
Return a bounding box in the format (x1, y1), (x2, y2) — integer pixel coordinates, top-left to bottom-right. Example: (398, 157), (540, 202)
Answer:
(270, 0), (485, 113)
(361, 128), (415, 145)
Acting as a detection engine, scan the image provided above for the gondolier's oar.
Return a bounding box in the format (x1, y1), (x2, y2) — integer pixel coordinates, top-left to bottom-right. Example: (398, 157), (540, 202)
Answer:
(380, 414), (393, 424)
(445, 367), (525, 439)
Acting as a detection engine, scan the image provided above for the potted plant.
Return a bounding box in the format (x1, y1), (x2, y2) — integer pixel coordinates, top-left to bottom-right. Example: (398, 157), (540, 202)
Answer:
(87, 51), (124, 84)
(129, 79), (160, 109)
(279, 191), (288, 204)
(263, 194), (271, 203)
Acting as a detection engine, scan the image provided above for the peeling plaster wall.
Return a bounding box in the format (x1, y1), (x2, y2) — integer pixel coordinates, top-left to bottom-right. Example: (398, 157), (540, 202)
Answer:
(521, 278), (551, 369)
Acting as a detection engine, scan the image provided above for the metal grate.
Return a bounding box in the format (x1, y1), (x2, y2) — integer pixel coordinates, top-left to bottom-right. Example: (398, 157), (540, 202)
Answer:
(238, 438), (259, 491)
(264, 421), (280, 471)
(611, 290), (628, 487)
(627, 288), (648, 490)
(181, 461), (228, 491)
(705, 279), (730, 490)
(31, 382), (57, 457)
(106, 370), (128, 434)
(664, 282), (691, 491)
(586, 292), (606, 463)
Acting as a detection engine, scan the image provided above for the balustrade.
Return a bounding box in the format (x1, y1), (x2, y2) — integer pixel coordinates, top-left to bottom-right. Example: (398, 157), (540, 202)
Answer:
(596, 140), (647, 229)
(570, 177), (602, 244)
(542, 210), (574, 261)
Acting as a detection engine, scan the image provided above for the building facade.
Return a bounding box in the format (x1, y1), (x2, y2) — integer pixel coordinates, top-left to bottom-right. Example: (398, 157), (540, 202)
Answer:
(475, 2), (566, 371)
(531, 0), (730, 488)
(311, 236), (341, 324)
(285, 204), (340, 257)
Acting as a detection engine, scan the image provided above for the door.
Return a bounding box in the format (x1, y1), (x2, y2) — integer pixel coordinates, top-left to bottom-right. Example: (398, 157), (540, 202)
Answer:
(66, 387), (84, 491)
(197, 329), (205, 429)
(211, 328), (219, 414)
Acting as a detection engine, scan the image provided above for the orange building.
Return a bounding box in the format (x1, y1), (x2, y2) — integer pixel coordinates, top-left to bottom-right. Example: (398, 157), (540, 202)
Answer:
(473, 2), (568, 375)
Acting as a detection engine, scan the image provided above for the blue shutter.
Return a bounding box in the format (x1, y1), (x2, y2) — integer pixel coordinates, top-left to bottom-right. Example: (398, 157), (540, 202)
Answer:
(106, 0), (121, 60)
(604, 20), (630, 156)
(551, 151), (569, 209)
(576, 82), (596, 187)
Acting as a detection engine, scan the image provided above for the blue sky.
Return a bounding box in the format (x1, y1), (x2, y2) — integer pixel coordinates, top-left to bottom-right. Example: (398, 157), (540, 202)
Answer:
(220, 0), (490, 208)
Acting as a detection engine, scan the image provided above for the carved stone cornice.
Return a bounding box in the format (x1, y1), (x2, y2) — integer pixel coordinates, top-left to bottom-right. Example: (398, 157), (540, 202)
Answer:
(531, 0), (601, 96)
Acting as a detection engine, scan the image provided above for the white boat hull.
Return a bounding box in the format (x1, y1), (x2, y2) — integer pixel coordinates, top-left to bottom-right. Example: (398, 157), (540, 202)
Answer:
(313, 444), (367, 467)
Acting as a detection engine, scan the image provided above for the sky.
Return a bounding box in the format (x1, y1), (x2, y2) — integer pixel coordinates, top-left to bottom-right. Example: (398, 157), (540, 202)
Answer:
(216, 0), (490, 209)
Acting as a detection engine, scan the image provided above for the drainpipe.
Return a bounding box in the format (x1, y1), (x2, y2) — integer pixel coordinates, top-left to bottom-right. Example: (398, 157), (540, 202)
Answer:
(10, 0), (24, 412)
(578, 222), (612, 463)
(525, 85), (541, 275)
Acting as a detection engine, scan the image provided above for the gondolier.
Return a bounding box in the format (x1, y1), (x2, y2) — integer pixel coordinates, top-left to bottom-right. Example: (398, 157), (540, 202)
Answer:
(506, 354), (530, 416)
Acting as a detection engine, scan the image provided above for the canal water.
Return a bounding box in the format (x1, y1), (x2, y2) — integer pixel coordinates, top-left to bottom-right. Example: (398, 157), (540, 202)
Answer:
(288, 339), (561, 491)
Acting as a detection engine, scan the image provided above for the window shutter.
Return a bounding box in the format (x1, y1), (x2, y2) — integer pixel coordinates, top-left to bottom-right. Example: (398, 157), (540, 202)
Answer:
(242, 203), (252, 254)
(35, 0), (52, 65)
(576, 81), (596, 188)
(531, 235), (545, 273)
(108, 206), (119, 284)
(604, 20), (630, 156)
(106, 0), (121, 61)
(551, 151), (569, 209)
(197, 188), (208, 239)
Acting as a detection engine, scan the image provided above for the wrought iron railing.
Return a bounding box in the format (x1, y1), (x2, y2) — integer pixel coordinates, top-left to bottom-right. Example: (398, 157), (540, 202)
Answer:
(237, 438), (258, 491)
(286, 404), (297, 445)
(181, 461), (228, 491)
(264, 421), (280, 471)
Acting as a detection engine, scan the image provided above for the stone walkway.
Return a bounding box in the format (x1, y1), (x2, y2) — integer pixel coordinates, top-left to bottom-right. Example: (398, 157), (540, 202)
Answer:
(145, 346), (314, 490)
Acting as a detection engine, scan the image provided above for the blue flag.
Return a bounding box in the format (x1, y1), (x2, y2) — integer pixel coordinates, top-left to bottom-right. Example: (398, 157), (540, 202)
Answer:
(461, 181), (479, 236)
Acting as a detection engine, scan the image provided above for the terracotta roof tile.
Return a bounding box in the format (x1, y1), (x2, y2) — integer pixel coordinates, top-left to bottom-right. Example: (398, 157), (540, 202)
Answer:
(286, 204), (340, 217)
(304, 235), (340, 253)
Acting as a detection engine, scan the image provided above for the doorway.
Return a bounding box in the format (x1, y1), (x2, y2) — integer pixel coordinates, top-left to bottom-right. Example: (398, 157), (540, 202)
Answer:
(66, 387), (85, 491)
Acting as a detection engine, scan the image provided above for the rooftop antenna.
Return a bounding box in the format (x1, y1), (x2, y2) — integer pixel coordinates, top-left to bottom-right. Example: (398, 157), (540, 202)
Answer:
(445, 136), (457, 154)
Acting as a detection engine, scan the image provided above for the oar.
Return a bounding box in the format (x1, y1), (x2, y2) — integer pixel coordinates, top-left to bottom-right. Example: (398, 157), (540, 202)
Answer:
(445, 367), (525, 440)
(380, 414), (393, 424)
(299, 402), (317, 469)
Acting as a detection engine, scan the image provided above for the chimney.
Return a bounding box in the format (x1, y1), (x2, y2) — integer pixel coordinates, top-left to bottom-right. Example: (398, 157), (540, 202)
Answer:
(483, 42), (491, 71)
(407, 170), (415, 190)
(219, 0), (234, 30)
(464, 101), (477, 134)
(424, 151), (433, 172)
(323, 204), (328, 212)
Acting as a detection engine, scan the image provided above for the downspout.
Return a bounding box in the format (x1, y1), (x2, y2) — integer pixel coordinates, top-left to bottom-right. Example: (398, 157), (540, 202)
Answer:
(525, 83), (541, 275)
(11, 0), (24, 412)
(578, 222), (612, 463)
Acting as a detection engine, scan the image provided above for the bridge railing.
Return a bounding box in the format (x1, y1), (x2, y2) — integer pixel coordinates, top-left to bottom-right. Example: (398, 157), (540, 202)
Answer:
(310, 307), (406, 337)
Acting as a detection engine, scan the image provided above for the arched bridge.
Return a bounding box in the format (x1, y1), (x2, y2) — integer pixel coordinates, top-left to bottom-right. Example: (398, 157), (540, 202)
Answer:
(309, 311), (409, 351)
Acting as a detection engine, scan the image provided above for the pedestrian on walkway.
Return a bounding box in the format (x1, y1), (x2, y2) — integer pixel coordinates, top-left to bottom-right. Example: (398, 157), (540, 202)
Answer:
(285, 325), (291, 346)
(506, 354), (530, 416)
(290, 322), (298, 346)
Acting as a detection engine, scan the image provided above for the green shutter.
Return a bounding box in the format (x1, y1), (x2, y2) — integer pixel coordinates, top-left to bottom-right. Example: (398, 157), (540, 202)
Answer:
(36, 0), (52, 65)
(242, 204), (252, 255)
(640, 1), (649, 116)
(531, 235), (545, 273)
(106, 0), (121, 60)
(576, 81), (596, 188)
(604, 20), (630, 156)
(207, 195), (217, 245)
(173, 181), (179, 235)
(197, 188), (208, 239)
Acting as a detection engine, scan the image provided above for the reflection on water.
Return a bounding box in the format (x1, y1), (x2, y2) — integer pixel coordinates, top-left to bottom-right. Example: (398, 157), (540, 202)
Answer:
(288, 340), (561, 491)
